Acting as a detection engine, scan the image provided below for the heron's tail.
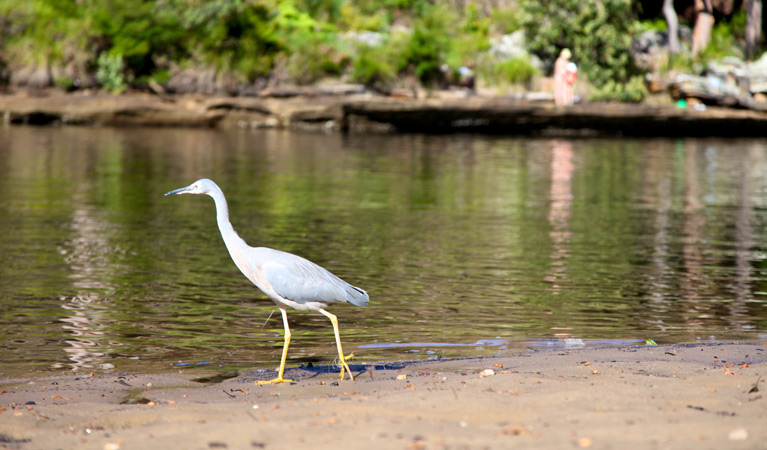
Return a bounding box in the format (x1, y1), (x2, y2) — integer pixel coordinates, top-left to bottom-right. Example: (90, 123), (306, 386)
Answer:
(345, 284), (369, 307)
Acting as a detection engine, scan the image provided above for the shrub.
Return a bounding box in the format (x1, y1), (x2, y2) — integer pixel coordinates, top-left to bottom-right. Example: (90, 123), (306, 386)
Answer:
(89, 0), (187, 80)
(351, 43), (397, 90)
(286, 33), (350, 84)
(479, 55), (539, 87)
(399, 4), (455, 86)
(181, 0), (281, 81)
(698, 10), (746, 61)
(96, 53), (127, 93)
(446, 3), (491, 69)
(589, 75), (647, 102)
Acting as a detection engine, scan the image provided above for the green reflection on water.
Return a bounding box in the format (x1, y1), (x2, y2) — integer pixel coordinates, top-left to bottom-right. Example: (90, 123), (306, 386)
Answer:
(0, 127), (766, 376)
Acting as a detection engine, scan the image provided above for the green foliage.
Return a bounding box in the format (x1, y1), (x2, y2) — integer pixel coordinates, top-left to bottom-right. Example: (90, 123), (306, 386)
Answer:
(0, 0), (88, 65)
(295, 0), (344, 23)
(338, 4), (389, 31)
(273, 2), (352, 84)
(589, 75), (647, 102)
(379, 0), (434, 15)
(351, 44), (397, 89)
(478, 55), (539, 87)
(182, 0), (281, 80)
(655, 51), (697, 74)
(376, 3), (495, 87)
(54, 76), (74, 91)
(399, 4), (455, 86)
(0, 0), (284, 87)
(636, 18), (669, 33)
(96, 53), (127, 93)
(0, 0), (662, 101)
(488, 7), (523, 34)
(446, 3), (491, 68)
(286, 34), (350, 85)
(89, 0), (187, 78)
(520, 0), (647, 102)
(349, 27), (414, 90)
(698, 10), (746, 61)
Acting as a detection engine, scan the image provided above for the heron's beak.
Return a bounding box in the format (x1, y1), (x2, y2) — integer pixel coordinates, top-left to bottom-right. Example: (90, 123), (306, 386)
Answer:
(164, 185), (195, 196)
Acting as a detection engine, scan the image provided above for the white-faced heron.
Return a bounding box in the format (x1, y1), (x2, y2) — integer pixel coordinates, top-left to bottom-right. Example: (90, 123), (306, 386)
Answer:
(165, 178), (369, 384)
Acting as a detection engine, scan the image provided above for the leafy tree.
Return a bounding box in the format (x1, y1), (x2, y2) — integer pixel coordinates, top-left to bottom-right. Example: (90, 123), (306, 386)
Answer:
(273, 1), (346, 84)
(177, 0), (281, 80)
(520, 0), (647, 102)
(0, 0), (88, 66)
(89, 0), (187, 80)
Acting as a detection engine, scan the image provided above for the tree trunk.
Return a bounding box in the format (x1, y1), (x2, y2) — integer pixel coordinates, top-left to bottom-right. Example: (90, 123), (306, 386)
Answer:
(745, 0), (763, 60)
(663, 0), (681, 54)
(692, 0), (714, 56)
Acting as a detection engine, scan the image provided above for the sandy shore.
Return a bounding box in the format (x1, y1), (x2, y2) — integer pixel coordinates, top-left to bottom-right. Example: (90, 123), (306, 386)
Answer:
(1, 343), (765, 449)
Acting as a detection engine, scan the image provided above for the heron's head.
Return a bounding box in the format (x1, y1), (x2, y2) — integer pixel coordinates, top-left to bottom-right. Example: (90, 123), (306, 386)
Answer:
(164, 178), (219, 197)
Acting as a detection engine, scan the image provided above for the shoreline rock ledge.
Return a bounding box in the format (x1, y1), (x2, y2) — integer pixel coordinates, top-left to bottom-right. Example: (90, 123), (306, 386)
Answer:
(2, 92), (767, 136)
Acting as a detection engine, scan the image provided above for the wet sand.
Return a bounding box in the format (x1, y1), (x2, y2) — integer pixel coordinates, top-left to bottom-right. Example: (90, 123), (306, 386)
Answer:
(1, 343), (765, 449)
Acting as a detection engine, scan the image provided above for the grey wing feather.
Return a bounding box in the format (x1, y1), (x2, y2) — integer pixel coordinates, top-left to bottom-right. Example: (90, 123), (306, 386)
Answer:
(258, 249), (369, 307)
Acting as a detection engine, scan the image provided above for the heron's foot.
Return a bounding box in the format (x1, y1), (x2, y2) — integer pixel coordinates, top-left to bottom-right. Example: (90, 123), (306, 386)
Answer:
(337, 355), (354, 381)
(333, 353), (354, 365)
(256, 377), (293, 385)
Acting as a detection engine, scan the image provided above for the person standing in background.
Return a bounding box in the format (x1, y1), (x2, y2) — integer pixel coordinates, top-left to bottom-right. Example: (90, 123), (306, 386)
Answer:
(554, 48), (574, 105)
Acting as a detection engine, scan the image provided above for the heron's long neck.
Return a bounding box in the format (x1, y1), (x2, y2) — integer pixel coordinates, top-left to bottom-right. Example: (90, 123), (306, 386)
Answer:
(209, 189), (246, 248)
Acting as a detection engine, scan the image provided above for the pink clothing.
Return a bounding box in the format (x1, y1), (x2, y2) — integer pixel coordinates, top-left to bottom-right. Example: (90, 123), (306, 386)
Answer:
(554, 56), (576, 105)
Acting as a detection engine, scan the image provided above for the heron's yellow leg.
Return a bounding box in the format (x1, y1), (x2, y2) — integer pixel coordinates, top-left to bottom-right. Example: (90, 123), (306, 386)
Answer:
(257, 309), (293, 385)
(319, 309), (353, 381)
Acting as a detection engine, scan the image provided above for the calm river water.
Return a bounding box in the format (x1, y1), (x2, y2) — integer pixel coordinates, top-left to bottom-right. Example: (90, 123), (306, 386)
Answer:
(1, 126), (766, 376)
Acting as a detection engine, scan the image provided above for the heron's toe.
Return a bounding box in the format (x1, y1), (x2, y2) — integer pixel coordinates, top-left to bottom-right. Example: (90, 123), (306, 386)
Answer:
(256, 377), (293, 385)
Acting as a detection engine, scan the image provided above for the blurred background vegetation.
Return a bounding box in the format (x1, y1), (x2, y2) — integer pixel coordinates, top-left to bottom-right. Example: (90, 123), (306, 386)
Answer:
(0, 0), (764, 102)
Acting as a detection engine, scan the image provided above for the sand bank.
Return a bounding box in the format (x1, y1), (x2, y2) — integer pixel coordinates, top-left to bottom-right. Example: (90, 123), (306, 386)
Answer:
(1, 343), (765, 449)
